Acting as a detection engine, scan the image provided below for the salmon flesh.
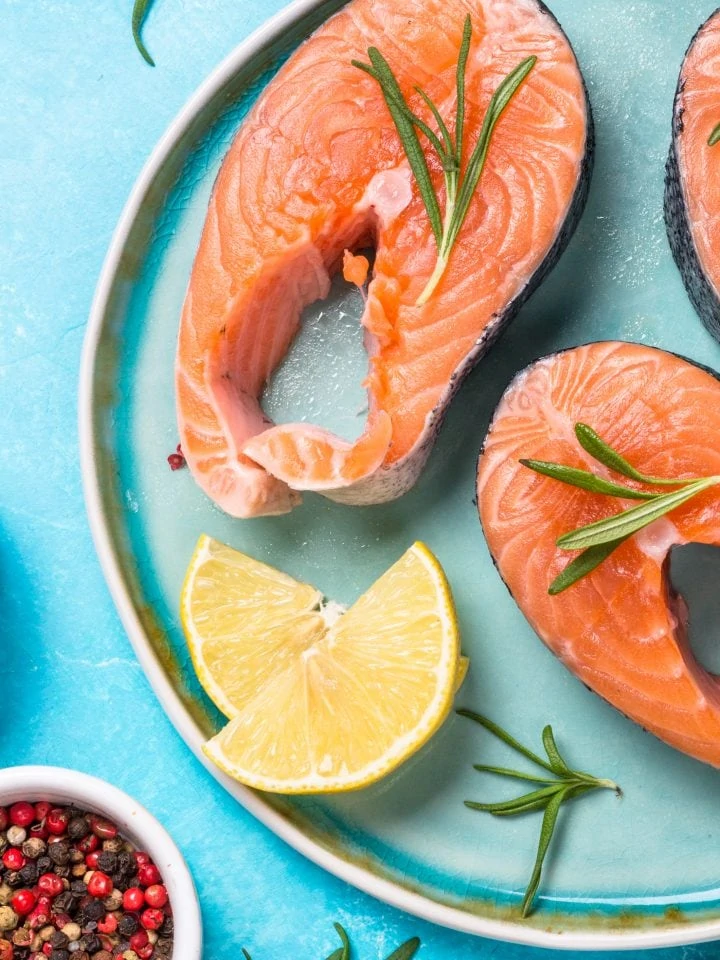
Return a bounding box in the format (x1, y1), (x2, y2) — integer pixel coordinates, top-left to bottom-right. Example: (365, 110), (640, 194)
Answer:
(176, 0), (592, 518)
(477, 341), (720, 768)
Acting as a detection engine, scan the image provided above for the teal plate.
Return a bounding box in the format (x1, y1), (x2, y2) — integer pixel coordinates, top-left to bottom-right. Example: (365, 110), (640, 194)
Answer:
(80, 0), (720, 949)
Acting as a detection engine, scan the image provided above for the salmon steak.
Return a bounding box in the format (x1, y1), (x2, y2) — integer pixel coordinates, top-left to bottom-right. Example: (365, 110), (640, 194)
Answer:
(477, 342), (720, 768)
(176, 0), (592, 518)
(666, 8), (720, 341)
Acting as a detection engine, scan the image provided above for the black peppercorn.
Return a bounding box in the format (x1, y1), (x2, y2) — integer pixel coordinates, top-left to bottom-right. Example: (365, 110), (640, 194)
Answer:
(50, 931), (69, 949)
(5, 870), (24, 888)
(159, 915), (174, 938)
(83, 899), (104, 921)
(50, 950), (69, 960)
(117, 914), (138, 937)
(82, 933), (101, 953)
(47, 842), (70, 866)
(52, 891), (75, 914)
(67, 817), (89, 841)
(18, 863), (37, 885)
(96, 852), (117, 874)
(116, 852), (133, 876)
(36, 856), (52, 874)
(70, 881), (87, 895)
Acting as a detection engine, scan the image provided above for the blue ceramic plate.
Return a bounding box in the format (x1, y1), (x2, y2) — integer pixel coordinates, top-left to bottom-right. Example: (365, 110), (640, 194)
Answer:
(80, 0), (720, 949)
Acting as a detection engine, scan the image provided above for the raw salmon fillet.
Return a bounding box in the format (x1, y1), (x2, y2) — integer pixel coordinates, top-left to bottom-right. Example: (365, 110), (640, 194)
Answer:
(177, 0), (591, 518)
(666, 9), (720, 340)
(477, 342), (720, 767)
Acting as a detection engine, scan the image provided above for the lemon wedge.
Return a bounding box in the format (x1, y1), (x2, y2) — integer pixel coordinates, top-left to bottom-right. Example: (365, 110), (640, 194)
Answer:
(181, 535), (461, 793)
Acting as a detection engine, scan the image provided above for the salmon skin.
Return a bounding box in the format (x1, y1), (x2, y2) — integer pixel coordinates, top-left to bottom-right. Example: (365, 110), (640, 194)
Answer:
(477, 341), (720, 768)
(176, 0), (592, 518)
(665, 9), (720, 341)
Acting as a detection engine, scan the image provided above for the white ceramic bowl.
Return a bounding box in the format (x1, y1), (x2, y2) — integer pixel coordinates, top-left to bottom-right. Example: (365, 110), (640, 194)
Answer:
(0, 766), (202, 959)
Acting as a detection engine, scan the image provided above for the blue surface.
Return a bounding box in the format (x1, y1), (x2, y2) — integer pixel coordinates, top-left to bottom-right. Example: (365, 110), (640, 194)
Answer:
(2, 1), (720, 958)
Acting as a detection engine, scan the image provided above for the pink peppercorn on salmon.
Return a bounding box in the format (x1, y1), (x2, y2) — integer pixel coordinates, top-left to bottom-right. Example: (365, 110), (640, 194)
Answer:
(176, 0), (591, 518)
(477, 342), (720, 767)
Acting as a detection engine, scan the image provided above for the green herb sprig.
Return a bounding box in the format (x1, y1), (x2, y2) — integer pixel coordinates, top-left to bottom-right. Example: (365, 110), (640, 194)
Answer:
(521, 422), (720, 594)
(242, 924), (420, 960)
(132, 0), (156, 66)
(709, 121), (720, 146)
(353, 17), (536, 305)
(459, 710), (619, 918)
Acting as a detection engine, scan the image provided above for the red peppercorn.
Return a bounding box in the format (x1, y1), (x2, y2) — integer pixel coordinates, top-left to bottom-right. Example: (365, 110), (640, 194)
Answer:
(45, 808), (68, 836)
(89, 815), (118, 840)
(97, 913), (118, 934)
(134, 851), (151, 867)
(9, 802), (35, 827)
(144, 884), (168, 908)
(34, 801), (52, 822)
(2, 847), (25, 870)
(123, 886), (145, 911)
(136, 945), (154, 960)
(38, 873), (64, 897)
(52, 912), (71, 929)
(87, 871), (113, 898)
(29, 822), (49, 840)
(77, 832), (99, 854)
(85, 852), (101, 869)
(42, 944), (53, 957)
(27, 905), (50, 930)
(0, 939), (12, 960)
(137, 863), (161, 887)
(11, 889), (37, 915)
(140, 907), (164, 930)
(129, 930), (149, 950)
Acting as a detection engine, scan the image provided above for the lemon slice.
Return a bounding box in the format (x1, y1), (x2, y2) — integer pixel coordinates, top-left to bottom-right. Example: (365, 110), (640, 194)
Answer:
(181, 535), (461, 793)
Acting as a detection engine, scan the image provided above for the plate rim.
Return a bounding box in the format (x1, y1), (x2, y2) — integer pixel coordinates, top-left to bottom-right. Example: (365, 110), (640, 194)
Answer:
(78, 0), (720, 949)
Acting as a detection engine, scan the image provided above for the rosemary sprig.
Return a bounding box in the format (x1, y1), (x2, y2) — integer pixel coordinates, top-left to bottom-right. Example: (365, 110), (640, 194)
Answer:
(242, 925), (420, 959)
(709, 121), (720, 146)
(521, 423), (720, 593)
(132, 0), (156, 66)
(353, 18), (536, 305)
(459, 709), (619, 918)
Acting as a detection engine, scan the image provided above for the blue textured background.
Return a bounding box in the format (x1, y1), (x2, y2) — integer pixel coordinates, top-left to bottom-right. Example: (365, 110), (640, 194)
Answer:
(1, 1), (719, 957)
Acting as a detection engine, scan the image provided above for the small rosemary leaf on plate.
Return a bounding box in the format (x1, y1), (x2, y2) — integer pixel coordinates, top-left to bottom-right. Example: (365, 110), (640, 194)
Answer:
(556, 476), (720, 550)
(520, 459), (657, 500)
(548, 538), (628, 595)
(541, 726), (574, 778)
(414, 85), (455, 157)
(521, 787), (566, 917)
(458, 709), (555, 773)
(384, 938), (421, 960)
(132, 0), (156, 66)
(473, 764), (557, 784)
(574, 423), (679, 487)
(465, 784), (564, 817)
(709, 121), (720, 146)
(242, 952), (252, 960)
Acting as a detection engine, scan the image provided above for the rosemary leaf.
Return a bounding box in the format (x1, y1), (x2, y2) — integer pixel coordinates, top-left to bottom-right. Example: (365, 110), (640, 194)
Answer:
(557, 476), (719, 550)
(574, 423), (680, 487)
(520, 459), (657, 500)
(331, 923), (351, 960)
(455, 16), (473, 166)
(445, 55), (536, 255)
(541, 726), (574, 778)
(521, 787), (566, 918)
(414, 86), (455, 158)
(384, 938), (421, 960)
(458, 710), (555, 773)
(132, 0), (156, 66)
(549, 538), (628, 595)
(242, 952), (252, 960)
(473, 764), (558, 784)
(360, 50), (443, 244)
(465, 784), (564, 816)
(709, 122), (720, 146)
